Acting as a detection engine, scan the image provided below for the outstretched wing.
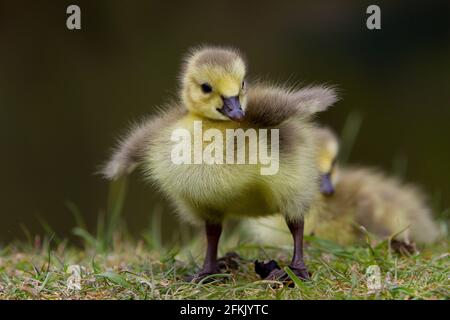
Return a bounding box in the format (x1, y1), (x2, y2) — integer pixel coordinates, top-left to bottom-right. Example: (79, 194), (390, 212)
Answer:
(245, 82), (338, 126)
(101, 105), (186, 180)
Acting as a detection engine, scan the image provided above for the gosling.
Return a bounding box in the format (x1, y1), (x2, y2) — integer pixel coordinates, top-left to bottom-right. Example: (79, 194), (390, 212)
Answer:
(102, 46), (338, 282)
(247, 127), (441, 246)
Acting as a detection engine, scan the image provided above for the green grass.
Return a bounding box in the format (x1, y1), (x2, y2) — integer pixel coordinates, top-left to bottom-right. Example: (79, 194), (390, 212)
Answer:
(0, 233), (448, 300)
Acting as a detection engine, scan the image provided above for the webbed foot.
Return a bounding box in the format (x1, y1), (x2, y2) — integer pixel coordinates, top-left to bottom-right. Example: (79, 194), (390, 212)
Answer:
(266, 265), (310, 282)
(390, 239), (417, 255)
(217, 252), (242, 272)
(255, 260), (310, 287)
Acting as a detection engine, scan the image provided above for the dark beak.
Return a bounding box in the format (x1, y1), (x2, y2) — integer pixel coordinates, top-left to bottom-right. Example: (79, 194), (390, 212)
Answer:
(218, 96), (245, 122)
(320, 173), (335, 196)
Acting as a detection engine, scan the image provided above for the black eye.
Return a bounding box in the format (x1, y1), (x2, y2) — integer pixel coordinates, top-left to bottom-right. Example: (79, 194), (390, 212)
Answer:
(241, 81), (245, 89)
(201, 83), (212, 93)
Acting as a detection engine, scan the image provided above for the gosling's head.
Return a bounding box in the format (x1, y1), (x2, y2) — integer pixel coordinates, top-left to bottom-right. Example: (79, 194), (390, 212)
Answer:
(315, 127), (339, 196)
(180, 46), (247, 121)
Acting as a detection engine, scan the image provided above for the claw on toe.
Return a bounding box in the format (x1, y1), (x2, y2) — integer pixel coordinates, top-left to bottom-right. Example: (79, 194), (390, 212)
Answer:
(186, 252), (243, 283)
(265, 268), (290, 282)
(286, 266), (311, 281)
(255, 260), (310, 287)
(390, 239), (417, 255)
(268, 267), (310, 287)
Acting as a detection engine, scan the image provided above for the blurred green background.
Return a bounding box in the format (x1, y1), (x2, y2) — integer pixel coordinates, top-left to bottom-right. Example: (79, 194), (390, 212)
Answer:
(0, 0), (449, 243)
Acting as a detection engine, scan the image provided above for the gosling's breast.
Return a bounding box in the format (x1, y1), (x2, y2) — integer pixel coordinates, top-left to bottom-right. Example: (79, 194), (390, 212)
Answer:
(145, 128), (256, 207)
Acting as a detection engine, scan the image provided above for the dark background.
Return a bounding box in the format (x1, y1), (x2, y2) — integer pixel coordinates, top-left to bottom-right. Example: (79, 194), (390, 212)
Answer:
(1, 0), (449, 243)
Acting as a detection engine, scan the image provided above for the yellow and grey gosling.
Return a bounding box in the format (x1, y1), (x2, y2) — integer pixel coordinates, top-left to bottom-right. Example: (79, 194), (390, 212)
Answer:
(246, 127), (441, 246)
(102, 46), (338, 282)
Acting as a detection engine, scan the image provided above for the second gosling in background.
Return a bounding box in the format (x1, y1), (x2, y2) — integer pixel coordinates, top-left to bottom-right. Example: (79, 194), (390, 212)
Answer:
(247, 127), (441, 247)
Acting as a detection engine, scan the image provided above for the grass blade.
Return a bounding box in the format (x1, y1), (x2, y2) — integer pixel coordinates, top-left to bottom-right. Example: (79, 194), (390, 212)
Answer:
(97, 271), (131, 289)
(284, 266), (310, 291)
